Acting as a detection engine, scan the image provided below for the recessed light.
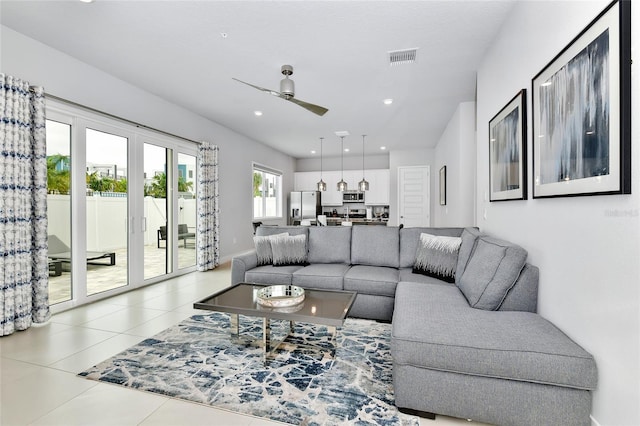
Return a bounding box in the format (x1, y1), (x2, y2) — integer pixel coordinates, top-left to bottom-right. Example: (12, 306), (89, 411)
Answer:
(344, 148), (350, 152)
(311, 150), (316, 154)
(254, 111), (263, 117)
(383, 99), (393, 105)
(79, 0), (94, 3)
(220, 32), (228, 39)
(380, 146), (387, 150)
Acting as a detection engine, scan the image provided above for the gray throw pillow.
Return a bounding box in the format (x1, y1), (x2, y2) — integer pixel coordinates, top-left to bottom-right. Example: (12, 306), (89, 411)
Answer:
(253, 232), (288, 265)
(412, 233), (462, 283)
(457, 237), (527, 310)
(271, 234), (308, 266)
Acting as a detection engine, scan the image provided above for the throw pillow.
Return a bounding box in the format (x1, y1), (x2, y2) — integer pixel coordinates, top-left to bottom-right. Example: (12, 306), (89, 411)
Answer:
(253, 232), (288, 266)
(412, 233), (462, 283)
(271, 234), (308, 266)
(457, 237), (527, 310)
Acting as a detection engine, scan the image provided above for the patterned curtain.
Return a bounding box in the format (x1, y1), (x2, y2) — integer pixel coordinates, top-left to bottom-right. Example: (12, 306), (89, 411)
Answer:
(0, 74), (50, 336)
(196, 141), (219, 271)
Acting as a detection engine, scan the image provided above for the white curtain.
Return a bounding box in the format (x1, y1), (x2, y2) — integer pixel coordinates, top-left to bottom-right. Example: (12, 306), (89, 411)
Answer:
(0, 74), (50, 336)
(196, 141), (219, 271)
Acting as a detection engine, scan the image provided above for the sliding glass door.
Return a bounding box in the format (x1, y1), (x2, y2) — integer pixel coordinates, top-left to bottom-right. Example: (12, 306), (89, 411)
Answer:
(46, 100), (198, 312)
(85, 127), (129, 296)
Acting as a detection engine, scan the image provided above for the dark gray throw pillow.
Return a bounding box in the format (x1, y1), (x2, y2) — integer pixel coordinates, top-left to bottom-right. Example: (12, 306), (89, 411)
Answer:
(253, 232), (288, 265)
(412, 233), (462, 283)
(271, 234), (308, 266)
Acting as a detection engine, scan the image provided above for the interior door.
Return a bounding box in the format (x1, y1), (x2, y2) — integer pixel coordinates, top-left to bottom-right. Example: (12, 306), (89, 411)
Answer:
(398, 166), (430, 228)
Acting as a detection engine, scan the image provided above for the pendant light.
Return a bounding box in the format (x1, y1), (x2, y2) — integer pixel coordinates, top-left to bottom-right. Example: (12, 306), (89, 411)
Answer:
(358, 134), (370, 191)
(316, 137), (326, 191)
(337, 136), (348, 191)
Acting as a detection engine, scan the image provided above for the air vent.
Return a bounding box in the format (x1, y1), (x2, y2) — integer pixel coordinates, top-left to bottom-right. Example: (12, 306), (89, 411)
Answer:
(388, 48), (418, 66)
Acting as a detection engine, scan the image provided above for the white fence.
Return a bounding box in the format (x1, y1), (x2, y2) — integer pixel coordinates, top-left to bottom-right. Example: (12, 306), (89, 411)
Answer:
(48, 194), (196, 251)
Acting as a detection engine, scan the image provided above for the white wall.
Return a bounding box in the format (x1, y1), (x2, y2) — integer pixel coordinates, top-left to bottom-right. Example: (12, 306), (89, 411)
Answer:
(433, 102), (476, 227)
(296, 154), (389, 172)
(476, 2), (639, 424)
(1, 25), (294, 261)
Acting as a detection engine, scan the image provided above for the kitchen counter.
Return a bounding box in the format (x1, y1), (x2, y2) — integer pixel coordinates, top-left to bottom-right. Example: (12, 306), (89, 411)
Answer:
(325, 217), (388, 226)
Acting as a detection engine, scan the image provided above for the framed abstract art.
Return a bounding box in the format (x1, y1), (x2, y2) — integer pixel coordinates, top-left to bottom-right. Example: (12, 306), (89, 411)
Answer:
(532, 0), (631, 198)
(489, 89), (527, 202)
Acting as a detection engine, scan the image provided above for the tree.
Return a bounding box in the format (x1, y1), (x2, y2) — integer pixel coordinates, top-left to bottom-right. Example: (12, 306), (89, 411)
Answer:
(145, 172), (193, 198)
(253, 172), (263, 197)
(86, 171), (126, 193)
(46, 154), (70, 194)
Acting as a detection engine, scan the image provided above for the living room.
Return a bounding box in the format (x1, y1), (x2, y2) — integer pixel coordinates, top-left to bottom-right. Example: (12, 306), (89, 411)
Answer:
(1, 1), (638, 425)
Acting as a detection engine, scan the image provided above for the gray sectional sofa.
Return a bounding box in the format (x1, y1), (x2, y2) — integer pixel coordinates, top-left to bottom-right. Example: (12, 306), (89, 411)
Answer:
(231, 225), (597, 425)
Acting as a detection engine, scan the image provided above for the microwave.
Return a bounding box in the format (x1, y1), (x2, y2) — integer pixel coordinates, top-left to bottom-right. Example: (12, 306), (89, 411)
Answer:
(343, 192), (364, 202)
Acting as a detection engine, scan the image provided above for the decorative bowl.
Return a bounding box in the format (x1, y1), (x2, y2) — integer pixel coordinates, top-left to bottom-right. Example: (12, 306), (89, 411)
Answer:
(256, 285), (305, 308)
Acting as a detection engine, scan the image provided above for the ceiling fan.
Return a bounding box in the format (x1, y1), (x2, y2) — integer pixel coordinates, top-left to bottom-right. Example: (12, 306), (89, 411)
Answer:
(233, 65), (329, 116)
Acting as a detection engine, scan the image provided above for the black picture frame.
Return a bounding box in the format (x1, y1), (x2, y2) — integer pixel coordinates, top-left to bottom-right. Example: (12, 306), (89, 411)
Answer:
(532, 0), (631, 198)
(439, 166), (446, 206)
(489, 89), (528, 202)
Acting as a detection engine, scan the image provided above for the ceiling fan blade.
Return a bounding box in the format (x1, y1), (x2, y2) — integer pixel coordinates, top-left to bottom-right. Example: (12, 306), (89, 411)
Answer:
(232, 78), (280, 97)
(286, 97), (329, 116)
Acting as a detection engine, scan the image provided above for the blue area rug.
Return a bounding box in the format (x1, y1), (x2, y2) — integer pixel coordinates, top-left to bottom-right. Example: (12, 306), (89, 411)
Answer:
(79, 313), (419, 425)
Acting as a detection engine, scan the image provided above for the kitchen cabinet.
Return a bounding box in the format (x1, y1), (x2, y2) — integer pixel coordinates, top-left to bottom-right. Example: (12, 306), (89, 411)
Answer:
(364, 169), (390, 205)
(294, 171), (321, 191)
(320, 171), (343, 206)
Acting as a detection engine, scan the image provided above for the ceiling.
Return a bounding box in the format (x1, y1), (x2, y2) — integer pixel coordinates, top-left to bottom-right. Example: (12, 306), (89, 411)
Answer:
(0, 0), (515, 159)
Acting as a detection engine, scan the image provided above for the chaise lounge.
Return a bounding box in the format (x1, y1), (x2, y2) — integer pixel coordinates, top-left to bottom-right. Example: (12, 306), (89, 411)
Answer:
(48, 234), (116, 267)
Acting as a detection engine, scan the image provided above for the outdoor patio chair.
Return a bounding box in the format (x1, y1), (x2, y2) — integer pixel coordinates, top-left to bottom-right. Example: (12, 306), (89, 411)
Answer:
(157, 225), (195, 248)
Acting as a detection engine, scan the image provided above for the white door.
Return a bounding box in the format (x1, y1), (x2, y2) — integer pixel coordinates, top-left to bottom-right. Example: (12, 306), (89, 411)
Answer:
(398, 166), (430, 227)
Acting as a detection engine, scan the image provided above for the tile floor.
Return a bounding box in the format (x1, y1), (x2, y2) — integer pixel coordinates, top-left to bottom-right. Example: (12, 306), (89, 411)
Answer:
(1, 263), (486, 426)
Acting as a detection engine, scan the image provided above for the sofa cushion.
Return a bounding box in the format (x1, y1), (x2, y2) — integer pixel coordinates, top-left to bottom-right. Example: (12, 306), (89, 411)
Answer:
(253, 232), (288, 266)
(399, 227), (464, 268)
(271, 234), (308, 266)
(455, 227), (482, 282)
(308, 226), (351, 264)
(457, 237), (527, 310)
(412, 233), (462, 283)
(245, 264), (304, 285)
(292, 264), (351, 290)
(392, 282), (598, 391)
(351, 226), (400, 268)
(344, 265), (399, 297)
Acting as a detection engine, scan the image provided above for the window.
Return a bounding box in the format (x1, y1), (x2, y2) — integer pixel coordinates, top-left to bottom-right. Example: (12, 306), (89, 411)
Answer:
(253, 163), (282, 219)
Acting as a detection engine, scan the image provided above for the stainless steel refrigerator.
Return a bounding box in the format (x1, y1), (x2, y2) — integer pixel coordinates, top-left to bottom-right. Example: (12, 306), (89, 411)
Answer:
(289, 191), (322, 225)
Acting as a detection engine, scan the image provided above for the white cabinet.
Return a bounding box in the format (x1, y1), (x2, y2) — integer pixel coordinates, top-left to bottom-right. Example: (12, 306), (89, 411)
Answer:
(364, 169), (390, 205)
(320, 171), (343, 206)
(294, 172), (321, 191)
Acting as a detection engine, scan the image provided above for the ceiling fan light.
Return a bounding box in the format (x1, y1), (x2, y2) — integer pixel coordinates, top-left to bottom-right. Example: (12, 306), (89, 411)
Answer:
(280, 77), (294, 98)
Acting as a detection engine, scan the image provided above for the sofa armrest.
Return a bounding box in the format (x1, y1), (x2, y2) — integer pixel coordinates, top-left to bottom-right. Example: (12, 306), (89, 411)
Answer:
(499, 263), (539, 313)
(231, 250), (258, 285)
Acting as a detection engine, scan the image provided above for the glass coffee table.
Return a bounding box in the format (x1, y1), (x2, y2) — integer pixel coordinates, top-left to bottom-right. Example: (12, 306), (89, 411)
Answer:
(194, 283), (356, 362)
